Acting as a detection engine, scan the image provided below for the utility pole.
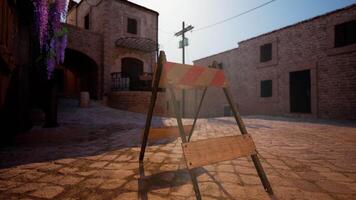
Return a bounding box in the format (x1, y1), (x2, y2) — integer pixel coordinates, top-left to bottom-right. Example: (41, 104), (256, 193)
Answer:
(174, 21), (194, 117)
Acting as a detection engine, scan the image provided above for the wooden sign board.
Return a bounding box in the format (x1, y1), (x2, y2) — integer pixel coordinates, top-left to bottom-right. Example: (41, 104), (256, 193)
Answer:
(159, 62), (228, 89)
(146, 125), (192, 142)
(182, 134), (256, 169)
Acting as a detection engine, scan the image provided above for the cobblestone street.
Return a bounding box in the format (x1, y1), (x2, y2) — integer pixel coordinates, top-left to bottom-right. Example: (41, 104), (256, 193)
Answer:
(0, 100), (356, 200)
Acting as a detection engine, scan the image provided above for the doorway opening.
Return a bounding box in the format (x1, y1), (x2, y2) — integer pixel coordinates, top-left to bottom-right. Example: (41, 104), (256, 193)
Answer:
(59, 49), (98, 99)
(121, 57), (144, 90)
(289, 70), (311, 113)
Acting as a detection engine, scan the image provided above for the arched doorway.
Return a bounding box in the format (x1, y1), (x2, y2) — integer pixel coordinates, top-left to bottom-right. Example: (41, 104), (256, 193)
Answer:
(121, 57), (143, 90)
(57, 49), (98, 99)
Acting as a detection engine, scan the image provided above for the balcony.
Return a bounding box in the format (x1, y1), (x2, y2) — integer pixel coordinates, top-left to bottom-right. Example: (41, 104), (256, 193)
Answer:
(111, 72), (153, 91)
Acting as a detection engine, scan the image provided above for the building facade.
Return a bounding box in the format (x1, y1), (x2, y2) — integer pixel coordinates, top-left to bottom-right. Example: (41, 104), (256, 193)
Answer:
(65, 0), (159, 99)
(193, 4), (356, 120)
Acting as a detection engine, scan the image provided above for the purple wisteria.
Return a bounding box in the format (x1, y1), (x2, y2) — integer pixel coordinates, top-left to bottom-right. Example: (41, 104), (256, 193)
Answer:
(33, 0), (69, 79)
(33, 0), (48, 48)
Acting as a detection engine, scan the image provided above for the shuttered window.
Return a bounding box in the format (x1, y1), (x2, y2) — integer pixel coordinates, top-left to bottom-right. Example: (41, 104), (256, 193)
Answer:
(260, 43), (272, 62)
(260, 80), (272, 97)
(224, 105), (233, 116)
(335, 20), (356, 48)
(84, 14), (90, 30)
(127, 18), (137, 34)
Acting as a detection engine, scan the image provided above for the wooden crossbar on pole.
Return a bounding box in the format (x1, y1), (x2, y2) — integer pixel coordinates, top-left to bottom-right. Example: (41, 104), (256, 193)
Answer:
(139, 51), (274, 200)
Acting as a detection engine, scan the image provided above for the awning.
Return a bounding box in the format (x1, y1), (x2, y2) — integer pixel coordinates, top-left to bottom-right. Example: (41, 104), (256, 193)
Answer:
(115, 37), (158, 52)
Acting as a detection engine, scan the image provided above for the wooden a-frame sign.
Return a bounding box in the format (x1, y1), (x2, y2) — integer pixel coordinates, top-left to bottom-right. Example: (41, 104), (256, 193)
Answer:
(139, 51), (273, 199)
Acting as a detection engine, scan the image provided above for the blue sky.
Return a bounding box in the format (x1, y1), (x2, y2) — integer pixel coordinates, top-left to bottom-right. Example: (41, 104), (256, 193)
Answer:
(76, 0), (356, 63)
(128, 0), (356, 63)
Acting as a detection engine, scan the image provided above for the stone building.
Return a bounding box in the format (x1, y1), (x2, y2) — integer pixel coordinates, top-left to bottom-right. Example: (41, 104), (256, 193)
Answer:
(64, 0), (159, 100)
(192, 4), (356, 120)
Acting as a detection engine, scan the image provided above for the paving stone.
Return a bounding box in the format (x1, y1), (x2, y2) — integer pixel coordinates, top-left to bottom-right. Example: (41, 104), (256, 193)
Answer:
(221, 182), (247, 199)
(0, 180), (23, 191)
(0, 169), (30, 179)
(59, 176), (84, 186)
(74, 170), (96, 177)
(36, 163), (62, 172)
(39, 174), (63, 183)
(58, 167), (79, 175)
(98, 155), (117, 161)
(113, 192), (137, 200)
(11, 183), (48, 193)
(30, 186), (64, 199)
(1, 101), (356, 199)
(171, 184), (194, 196)
(273, 186), (335, 200)
(217, 164), (235, 173)
(239, 174), (262, 185)
(55, 158), (77, 165)
(216, 172), (242, 184)
(93, 169), (134, 179)
(99, 179), (126, 189)
(319, 172), (355, 182)
(316, 180), (354, 194)
(116, 155), (133, 162)
(89, 161), (109, 168)
(82, 178), (105, 188)
(291, 178), (322, 192)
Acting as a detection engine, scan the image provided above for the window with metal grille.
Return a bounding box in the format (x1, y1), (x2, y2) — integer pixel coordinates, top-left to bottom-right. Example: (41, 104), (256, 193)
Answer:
(84, 14), (90, 30)
(260, 43), (272, 62)
(334, 20), (356, 48)
(260, 80), (272, 97)
(127, 18), (137, 34)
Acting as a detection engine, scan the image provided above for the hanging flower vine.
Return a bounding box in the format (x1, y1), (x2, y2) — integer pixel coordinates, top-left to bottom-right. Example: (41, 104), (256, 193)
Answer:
(33, 0), (69, 79)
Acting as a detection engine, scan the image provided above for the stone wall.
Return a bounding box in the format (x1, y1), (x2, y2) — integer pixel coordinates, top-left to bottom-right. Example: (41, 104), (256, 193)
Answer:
(66, 0), (158, 97)
(108, 91), (168, 116)
(194, 5), (356, 120)
(64, 24), (103, 98)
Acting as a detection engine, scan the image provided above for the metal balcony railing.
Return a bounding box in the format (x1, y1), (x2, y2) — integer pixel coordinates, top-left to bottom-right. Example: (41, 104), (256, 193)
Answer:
(111, 72), (153, 91)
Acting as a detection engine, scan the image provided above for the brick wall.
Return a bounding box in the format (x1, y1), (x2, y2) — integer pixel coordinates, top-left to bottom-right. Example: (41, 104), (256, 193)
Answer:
(194, 5), (356, 120)
(108, 91), (168, 116)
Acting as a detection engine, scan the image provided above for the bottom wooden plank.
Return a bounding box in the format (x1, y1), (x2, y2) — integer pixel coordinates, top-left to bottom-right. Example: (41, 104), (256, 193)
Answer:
(145, 125), (192, 141)
(182, 134), (256, 169)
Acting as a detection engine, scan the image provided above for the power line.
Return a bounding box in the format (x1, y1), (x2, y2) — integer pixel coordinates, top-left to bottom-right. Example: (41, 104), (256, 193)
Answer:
(159, 28), (175, 35)
(194, 0), (277, 32)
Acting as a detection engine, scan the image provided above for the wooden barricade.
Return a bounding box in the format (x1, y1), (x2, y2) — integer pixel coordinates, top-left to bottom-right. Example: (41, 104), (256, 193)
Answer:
(139, 51), (273, 200)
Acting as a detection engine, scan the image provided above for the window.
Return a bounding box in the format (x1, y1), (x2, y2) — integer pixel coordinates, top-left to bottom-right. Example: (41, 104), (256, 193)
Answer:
(260, 43), (272, 62)
(224, 105), (233, 116)
(84, 14), (90, 30)
(260, 80), (272, 97)
(127, 18), (137, 34)
(334, 20), (356, 48)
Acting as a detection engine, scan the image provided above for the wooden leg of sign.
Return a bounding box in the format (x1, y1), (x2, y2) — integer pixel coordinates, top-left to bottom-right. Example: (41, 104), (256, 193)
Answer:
(169, 87), (202, 199)
(139, 88), (159, 161)
(139, 51), (165, 161)
(251, 154), (274, 194)
(223, 87), (274, 195)
(188, 88), (207, 142)
(138, 161), (148, 200)
(169, 87), (187, 143)
(189, 169), (202, 200)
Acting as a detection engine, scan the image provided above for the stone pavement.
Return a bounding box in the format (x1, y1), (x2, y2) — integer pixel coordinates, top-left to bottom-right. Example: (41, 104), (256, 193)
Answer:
(0, 100), (356, 200)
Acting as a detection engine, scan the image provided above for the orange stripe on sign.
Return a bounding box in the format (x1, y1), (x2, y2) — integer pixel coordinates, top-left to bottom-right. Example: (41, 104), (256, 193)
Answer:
(179, 67), (206, 86)
(210, 70), (226, 87)
(163, 62), (174, 73)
